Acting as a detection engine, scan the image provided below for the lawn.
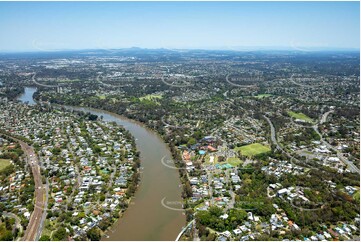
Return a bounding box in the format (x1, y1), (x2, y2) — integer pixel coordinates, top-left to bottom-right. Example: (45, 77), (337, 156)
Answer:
(225, 157), (242, 167)
(255, 94), (272, 99)
(0, 159), (11, 172)
(139, 94), (163, 101)
(287, 111), (314, 123)
(234, 143), (271, 157)
(139, 94), (163, 105)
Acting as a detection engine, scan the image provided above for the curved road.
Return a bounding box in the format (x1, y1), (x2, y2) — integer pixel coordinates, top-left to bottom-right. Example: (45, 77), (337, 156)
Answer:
(175, 219), (195, 241)
(225, 73), (257, 88)
(320, 110), (334, 124)
(263, 115), (312, 169)
(32, 74), (58, 88)
(2, 212), (23, 240)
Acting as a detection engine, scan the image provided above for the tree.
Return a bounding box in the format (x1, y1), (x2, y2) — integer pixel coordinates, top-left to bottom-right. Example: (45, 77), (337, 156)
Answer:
(0, 230), (13, 241)
(52, 227), (67, 241)
(0, 203), (5, 216)
(187, 137), (197, 147)
(39, 235), (51, 241)
(87, 227), (102, 241)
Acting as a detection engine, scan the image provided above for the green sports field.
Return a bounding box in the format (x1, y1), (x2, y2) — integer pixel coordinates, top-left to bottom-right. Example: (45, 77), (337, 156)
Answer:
(235, 143), (271, 157)
(287, 111), (314, 123)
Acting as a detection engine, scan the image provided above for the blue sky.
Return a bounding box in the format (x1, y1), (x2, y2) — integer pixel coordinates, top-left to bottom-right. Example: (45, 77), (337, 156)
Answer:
(0, 1), (359, 51)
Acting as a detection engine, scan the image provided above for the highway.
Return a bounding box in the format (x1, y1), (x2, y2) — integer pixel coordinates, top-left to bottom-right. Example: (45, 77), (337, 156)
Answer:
(320, 109), (334, 124)
(18, 139), (46, 241)
(263, 115), (309, 169)
(32, 73), (58, 88)
(0, 132), (47, 241)
(6, 137), (46, 241)
(263, 115), (282, 151)
(36, 178), (49, 240)
(225, 73), (257, 88)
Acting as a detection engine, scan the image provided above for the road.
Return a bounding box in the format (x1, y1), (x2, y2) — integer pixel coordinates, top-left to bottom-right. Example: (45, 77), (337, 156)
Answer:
(312, 122), (360, 174)
(175, 219), (195, 241)
(2, 212), (23, 240)
(0, 133), (47, 240)
(96, 74), (126, 88)
(288, 74), (324, 88)
(225, 73), (257, 88)
(263, 115), (306, 168)
(96, 74), (113, 87)
(263, 115), (282, 151)
(36, 178), (49, 240)
(264, 112), (359, 174)
(320, 109), (334, 124)
(15, 138), (46, 241)
(32, 73), (58, 88)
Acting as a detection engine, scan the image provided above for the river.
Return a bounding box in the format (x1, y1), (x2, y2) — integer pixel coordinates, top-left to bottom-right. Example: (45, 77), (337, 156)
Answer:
(17, 87), (38, 105)
(18, 87), (186, 240)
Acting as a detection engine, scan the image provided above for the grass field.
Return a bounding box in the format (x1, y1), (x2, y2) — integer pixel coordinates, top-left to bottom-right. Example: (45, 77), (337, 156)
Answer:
(139, 94), (163, 101)
(225, 157), (242, 166)
(139, 94), (163, 105)
(0, 159), (11, 172)
(235, 143), (271, 157)
(287, 111), (314, 123)
(255, 94), (272, 99)
(97, 95), (106, 100)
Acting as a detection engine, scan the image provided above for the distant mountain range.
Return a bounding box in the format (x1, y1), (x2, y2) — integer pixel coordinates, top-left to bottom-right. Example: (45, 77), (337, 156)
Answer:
(0, 46), (359, 58)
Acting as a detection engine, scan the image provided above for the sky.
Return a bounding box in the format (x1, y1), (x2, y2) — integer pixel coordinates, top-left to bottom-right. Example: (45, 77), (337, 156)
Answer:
(0, 1), (359, 52)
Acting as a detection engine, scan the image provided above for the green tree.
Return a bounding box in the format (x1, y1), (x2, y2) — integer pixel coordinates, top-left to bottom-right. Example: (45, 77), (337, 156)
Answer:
(53, 227), (67, 241)
(39, 235), (51, 241)
(87, 227), (102, 241)
(187, 138), (197, 147)
(0, 231), (13, 241)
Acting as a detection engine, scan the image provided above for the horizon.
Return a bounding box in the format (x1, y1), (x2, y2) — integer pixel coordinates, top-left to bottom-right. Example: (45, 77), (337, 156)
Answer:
(0, 46), (360, 55)
(0, 1), (359, 52)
